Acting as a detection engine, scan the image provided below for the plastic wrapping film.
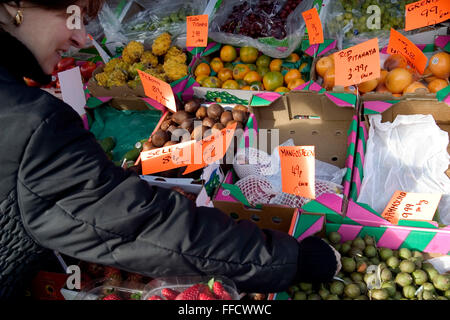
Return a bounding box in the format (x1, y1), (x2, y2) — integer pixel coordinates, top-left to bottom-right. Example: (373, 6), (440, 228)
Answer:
(208, 0), (314, 58)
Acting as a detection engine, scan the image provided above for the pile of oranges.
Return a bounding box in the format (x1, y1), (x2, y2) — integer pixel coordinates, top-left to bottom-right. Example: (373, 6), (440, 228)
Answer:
(194, 45), (309, 92)
(315, 51), (450, 96)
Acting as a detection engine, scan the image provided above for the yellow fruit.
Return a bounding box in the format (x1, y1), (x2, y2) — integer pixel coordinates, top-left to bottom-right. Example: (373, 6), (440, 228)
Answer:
(323, 67), (335, 90)
(427, 78), (449, 93)
(244, 71), (262, 83)
(152, 32), (171, 56)
(287, 78), (305, 90)
(385, 68), (413, 94)
(428, 52), (450, 79)
(263, 71), (284, 91)
(210, 57), (224, 73)
(275, 86), (290, 92)
(195, 63), (211, 77)
(256, 55), (271, 68)
(220, 45), (237, 62)
(241, 85), (251, 90)
(285, 53), (300, 63)
(217, 68), (233, 82)
(233, 64), (251, 80)
(284, 69), (302, 85)
(269, 59), (283, 72)
(202, 76), (222, 88)
(403, 81), (429, 94)
(240, 46), (259, 64)
(196, 74), (208, 85)
(222, 79), (240, 89)
(357, 78), (379, 93)
(316, 56), (334, 78)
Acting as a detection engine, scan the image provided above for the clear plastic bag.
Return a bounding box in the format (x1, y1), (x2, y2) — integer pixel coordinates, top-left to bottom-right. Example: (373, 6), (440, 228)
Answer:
(357, 114), (450, 224)
(209, 0), (314, 58)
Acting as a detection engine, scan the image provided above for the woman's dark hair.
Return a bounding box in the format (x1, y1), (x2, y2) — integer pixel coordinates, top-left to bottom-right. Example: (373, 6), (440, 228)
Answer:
(0, 0), (104, 18)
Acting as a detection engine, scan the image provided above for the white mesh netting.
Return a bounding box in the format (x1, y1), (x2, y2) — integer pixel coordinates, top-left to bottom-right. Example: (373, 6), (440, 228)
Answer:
(233, 142), (344, 208)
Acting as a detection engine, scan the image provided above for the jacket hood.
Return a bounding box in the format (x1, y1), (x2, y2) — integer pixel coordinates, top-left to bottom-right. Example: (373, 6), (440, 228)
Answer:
(0, 31), (51, 85)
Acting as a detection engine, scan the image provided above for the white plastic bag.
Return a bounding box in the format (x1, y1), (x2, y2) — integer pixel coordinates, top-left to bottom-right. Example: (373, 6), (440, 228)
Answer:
(357, 114), (450, 224)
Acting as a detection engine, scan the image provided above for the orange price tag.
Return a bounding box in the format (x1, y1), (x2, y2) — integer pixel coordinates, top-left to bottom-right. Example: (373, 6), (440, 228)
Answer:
(186, 15), (209, 48)
(405, 0), (450, 32)
(278, 146), (315, 199)
(387, 28), (428, 74)
(302, 8), (324, 45)
(137, 70), (177, 112)
(141, 123), (237, 175)
(334, 38), (380, 88)
(381, 190), (442, 224)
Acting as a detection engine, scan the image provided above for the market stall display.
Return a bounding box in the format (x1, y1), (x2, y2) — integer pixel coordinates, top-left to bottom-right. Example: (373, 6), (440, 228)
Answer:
(21, 0), (450, 302)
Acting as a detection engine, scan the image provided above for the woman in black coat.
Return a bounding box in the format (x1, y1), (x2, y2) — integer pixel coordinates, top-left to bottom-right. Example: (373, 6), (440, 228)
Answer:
(0, 0), (340, 299)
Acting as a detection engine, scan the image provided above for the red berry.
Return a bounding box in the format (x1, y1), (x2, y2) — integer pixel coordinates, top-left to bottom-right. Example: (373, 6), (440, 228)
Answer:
(161, 288), (179, 300)
(175, 284), (210, 300)
(199, 292), (217, 300)
(148, 295), (163, 300)
(212, 281), (232, 300)
(102, 294), (122, 300)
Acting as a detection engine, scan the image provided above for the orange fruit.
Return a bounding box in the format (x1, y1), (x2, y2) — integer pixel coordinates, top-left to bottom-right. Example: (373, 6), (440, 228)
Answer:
(385, 68), (413, 94)
(375, 83), (389, 93)
(220, 45), (237, 62)
(323, 67), (335, 90)
(196, 74), (208, 85)
(222, 79), (240, 89)
(269, 59), (283, 72)
(403, 81), (429, 94)
(210, 57), (224, 73)
(428, 52), (450, 79)
(378, 69), (389, 85)
(243, 71), (262, 83)
(256, 55), (271, 68)
(240, 46), (259, 64)
(285, 53), (300, 63)
(384, 54), (408, 71)
(217, 68), (233, 82)
(287, 78), (305, 90)
(202, 76), (222, 88)
(263, 71), (284, 91)
(406, 66), (421, 82)
(195, 63), (211, 77)
(423, 67), (439, 83)
(241, 85), (251, 90)
(232, 64), (251, 80)
(357, 78), (379, 93)
(427, 78), (449, 93)
(316, 56), (334, 78)
(257, 66), (270, 77)
(275, 86), (290, 93)
(246, 64), (257, 71)
(299, 62), (308, 73)
(236, 79), (247, 88)
(284, 69), (302, 85)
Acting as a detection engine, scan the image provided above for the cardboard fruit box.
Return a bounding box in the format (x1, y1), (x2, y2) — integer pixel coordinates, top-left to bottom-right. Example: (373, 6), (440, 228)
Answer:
(213, 90), (360, 231)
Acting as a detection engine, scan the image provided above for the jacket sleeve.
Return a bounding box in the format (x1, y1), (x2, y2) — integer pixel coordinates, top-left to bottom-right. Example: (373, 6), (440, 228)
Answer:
(17, 104), (299, 293)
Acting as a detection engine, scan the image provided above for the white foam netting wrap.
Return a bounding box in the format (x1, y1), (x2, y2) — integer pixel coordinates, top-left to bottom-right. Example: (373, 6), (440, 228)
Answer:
(233, 140), (345, 208)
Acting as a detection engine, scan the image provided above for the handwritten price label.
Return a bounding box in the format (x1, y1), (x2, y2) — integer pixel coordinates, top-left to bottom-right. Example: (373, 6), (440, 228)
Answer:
(381, 190), (442, 224)
(405, 0), (450, 31)
(334, 38), (380, 87)
(302, 8), (324, 45)
(279, 146), (315, 199)
(137, 70), (177, 112)
(186, 15), (208, 47)
(387, 28), (428, 74)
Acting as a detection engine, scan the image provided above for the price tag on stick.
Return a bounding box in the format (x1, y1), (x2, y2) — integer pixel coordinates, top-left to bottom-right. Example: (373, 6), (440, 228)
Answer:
(405, 0), (450, 32)
(387, 28), (428, 74)
(137, 70), (177, 112)
(279, 146), (315, 199)
(381, 190), (442, 224)
(334, 38), (380, 88)
(302, 7), (324, 45)
(186, 15), (209, 47)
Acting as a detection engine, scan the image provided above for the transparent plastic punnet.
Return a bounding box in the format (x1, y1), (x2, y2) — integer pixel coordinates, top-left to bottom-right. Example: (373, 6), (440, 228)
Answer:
(73, 277), (146, 300)
(142, 275), (240, 300)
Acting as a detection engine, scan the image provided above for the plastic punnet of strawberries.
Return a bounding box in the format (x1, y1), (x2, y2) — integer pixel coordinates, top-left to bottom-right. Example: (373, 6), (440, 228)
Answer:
(147, 278), (234, 301)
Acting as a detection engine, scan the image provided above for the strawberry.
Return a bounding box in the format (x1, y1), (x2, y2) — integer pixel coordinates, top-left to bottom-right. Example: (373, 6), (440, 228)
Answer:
(199, 292), (217, 300)
(212, 281), (232, 300)
(161, 288), (179, 300)
(148, 295), (163, 300)
(102, 294), (122, 300)
(175, 283), (210, 300)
